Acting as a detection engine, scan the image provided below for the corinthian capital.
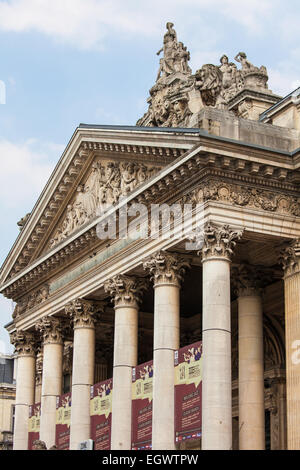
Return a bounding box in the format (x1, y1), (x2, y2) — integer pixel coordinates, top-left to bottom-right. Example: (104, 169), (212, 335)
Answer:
(35, 316), (64, 345)
(232, 264), (268, 297)
(143, 250), (190, 287)
(200, 222), (243, 261)
(10, 330), (37, 356)
(280, 239), (300, 277)
(104, 275), (148, 308)
(65, 299), (104, 328)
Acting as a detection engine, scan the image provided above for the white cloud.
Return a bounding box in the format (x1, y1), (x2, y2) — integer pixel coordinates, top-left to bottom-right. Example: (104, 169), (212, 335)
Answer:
(0, 0), (286, 49)
(0, 138), (62, 209)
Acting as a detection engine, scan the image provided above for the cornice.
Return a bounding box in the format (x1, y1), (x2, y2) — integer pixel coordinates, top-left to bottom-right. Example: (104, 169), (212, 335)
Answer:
(1, 130), (300, 299)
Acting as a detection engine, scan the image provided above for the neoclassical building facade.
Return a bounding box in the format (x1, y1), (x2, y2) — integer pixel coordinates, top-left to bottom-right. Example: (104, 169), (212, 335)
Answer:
(1, 24), (300, 451)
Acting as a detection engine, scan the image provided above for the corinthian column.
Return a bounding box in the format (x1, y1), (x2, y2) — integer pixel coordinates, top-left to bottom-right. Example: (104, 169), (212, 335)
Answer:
(281, 240), (300, 450)
(104, 275), (147, 450)
(197, 223), (243, 450)
(143, 251), (189, 450)
(36, 316), (64, 449)
(66, 299), (104, 450)
(10, 330), (36, 450)
(233, 264), (265, 450)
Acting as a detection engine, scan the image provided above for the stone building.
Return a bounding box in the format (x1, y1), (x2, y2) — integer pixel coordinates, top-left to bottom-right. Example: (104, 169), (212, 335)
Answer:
(1, 23), (300, 450)
(0, 354), (16, 450)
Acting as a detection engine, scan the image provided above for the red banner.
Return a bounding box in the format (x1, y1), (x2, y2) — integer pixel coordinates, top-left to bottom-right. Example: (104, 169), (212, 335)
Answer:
(55, 392), (71, 450)
(174, 342), (202, 445)
(131, 360), (153, 450)
(90, 379), (113, 450)
(28, 403), (41, 450)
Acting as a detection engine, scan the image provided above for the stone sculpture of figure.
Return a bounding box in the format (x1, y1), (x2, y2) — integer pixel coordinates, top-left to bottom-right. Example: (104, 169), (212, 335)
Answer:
(73, 185), (88, 226)
(156, 22), (178, 78)
(84, 162), (101, 218)
(219, 55), (235, 89)
(121, 162), (137, 195)
(234, 52), (256, 72)
(176, 42), (191, 74)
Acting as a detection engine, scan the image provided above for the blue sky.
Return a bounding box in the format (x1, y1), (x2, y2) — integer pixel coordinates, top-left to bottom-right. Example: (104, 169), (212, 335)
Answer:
(1, 0), (300, 353)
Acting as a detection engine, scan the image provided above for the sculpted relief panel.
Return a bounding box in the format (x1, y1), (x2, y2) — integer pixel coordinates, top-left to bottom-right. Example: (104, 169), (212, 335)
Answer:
(137, 23), (271, 128)
(49, 159), (161, 248)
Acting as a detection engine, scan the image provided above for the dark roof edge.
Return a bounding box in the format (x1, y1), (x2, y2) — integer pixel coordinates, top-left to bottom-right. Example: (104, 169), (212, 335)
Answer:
(79, 123), (299, 157)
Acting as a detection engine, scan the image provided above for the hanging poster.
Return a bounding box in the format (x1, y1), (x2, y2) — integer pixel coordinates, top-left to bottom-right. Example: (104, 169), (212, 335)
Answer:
(174, 341), (202, 445)
(90, 378), (113, 450)
(55, 392), (71, 450)
(131, 360), (153, 450)
(28, 403), (41, 450)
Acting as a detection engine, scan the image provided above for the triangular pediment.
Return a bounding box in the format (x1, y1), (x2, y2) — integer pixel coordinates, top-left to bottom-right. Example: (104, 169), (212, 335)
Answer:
(0, 125), (193, 292)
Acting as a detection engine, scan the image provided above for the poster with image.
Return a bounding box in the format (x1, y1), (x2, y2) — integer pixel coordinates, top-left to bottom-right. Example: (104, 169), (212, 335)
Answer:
(55, 392), (71, 450)
(28, 403), (41, 450)
(131, 360), (153, 450)
(90, 378), (113, 450)
(174, 341), (202, 444)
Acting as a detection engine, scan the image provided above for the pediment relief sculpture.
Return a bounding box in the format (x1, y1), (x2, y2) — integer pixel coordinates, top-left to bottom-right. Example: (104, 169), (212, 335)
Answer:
(49, 159), (161, 248)
(137, 23), (270, 128)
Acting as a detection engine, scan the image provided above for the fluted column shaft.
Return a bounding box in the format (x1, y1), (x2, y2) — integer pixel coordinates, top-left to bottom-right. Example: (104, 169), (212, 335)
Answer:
(11, 331), (36, 450)
(282, 240), (300, 449)
(36, 317), (63, 449)
(67, 300), (103, 450)
(144, 251), (189, 450)
(198, 223), (243, 450)
(104, 275), (147, 450)
(237, 280), (265, 450)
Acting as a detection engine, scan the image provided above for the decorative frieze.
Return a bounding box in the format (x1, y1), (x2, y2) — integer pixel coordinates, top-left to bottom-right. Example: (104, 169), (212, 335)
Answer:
(50, 160), (160, 248)
(35, 316), (64, 345)
(143, 250), (190, 287)
(10, 330), (37, 356)
(65, 298), (105, 328)
(183, 180), (300, 217)
(104, 275), (148, 308)
(12, 284), (49, 319)
(280, 239), (300, 277)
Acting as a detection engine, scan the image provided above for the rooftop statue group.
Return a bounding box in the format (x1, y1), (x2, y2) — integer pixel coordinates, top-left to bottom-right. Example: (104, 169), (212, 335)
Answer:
(137, 23), (269, 128)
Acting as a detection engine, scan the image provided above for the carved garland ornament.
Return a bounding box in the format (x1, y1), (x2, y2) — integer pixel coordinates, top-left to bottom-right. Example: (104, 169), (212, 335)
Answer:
(104, 275), (148, 308)
(182, 181), (300, 217)
(143, 250), (190, 287)
(13, 284), (50, 320)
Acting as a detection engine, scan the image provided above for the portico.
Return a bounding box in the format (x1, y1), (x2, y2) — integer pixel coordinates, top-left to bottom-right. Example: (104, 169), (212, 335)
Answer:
(1, 23), (300, 451)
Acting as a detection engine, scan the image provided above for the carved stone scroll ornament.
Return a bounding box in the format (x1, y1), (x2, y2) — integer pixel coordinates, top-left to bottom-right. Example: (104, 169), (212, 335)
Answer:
(50, 160), (159, 248)
(143, 250), (190, 287)
(35, 316), (64, 345)
(65, 298), (105, 328)
(189, 222), (243, 261)
(104, 275), (148, 308)
(280, 239), (300, 277)
(10, 330), (37, 356)
(182, 181), (300, 217)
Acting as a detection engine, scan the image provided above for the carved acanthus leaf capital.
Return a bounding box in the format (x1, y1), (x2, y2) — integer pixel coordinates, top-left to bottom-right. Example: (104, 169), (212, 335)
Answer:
(104, 275), (148, 308)
(10, 330), (37, 356)
(231, 264), (267, 296)
(192, 222), (243, 261)
(65, 299), (105, 328)
(280, 239), (300, 277)
(143, 250), (190, 287)
(35, 316), (64, 345)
